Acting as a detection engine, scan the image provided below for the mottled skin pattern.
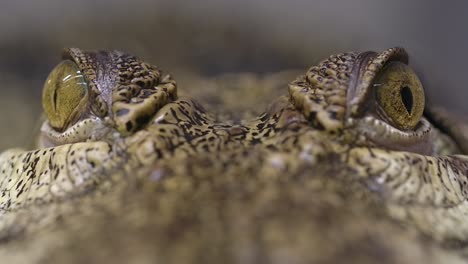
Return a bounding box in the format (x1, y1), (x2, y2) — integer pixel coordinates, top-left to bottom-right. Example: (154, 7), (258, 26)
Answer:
(0, 48), (467, 263)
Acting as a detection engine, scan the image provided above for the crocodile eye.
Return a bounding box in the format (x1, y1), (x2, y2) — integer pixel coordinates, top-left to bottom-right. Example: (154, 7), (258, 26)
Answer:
(374, 61), (425, 130)
(42, 60), (89, 132)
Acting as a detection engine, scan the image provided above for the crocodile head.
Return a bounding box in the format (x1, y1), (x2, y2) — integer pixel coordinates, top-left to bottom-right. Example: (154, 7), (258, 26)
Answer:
(1, 47), (467, 263)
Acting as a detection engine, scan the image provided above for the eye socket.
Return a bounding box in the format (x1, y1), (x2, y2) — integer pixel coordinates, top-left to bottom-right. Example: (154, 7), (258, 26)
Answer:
(374, 62), (425, 130)
(42, 60), (89, 132)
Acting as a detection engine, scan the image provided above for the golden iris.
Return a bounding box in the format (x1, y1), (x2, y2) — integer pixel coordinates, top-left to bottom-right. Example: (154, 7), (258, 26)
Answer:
(42, 60), (89, 131)
(374, 62), (425, 130)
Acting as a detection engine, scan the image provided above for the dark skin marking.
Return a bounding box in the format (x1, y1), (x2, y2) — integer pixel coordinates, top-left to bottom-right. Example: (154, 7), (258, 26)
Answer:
(126, 121), (133, 132)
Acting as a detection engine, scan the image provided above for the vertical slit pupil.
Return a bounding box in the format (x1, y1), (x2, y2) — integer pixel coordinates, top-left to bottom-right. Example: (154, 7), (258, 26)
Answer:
(400, 86), (413, 114)
(52, 86), (58, 111)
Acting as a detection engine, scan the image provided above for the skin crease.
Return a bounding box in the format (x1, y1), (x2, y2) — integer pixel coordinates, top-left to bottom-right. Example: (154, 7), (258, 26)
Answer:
(0, 48), (466, 263)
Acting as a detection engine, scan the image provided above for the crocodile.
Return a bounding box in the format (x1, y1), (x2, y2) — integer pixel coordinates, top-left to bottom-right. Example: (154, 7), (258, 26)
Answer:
(0, 47), (467, 263)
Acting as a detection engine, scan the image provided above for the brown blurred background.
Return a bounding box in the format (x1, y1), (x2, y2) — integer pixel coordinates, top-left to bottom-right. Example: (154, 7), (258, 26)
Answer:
(0, 0), (466, 150)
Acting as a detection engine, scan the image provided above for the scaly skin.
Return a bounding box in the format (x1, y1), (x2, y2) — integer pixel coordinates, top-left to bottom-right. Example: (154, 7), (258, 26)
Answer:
(0, 48), (467, 263)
